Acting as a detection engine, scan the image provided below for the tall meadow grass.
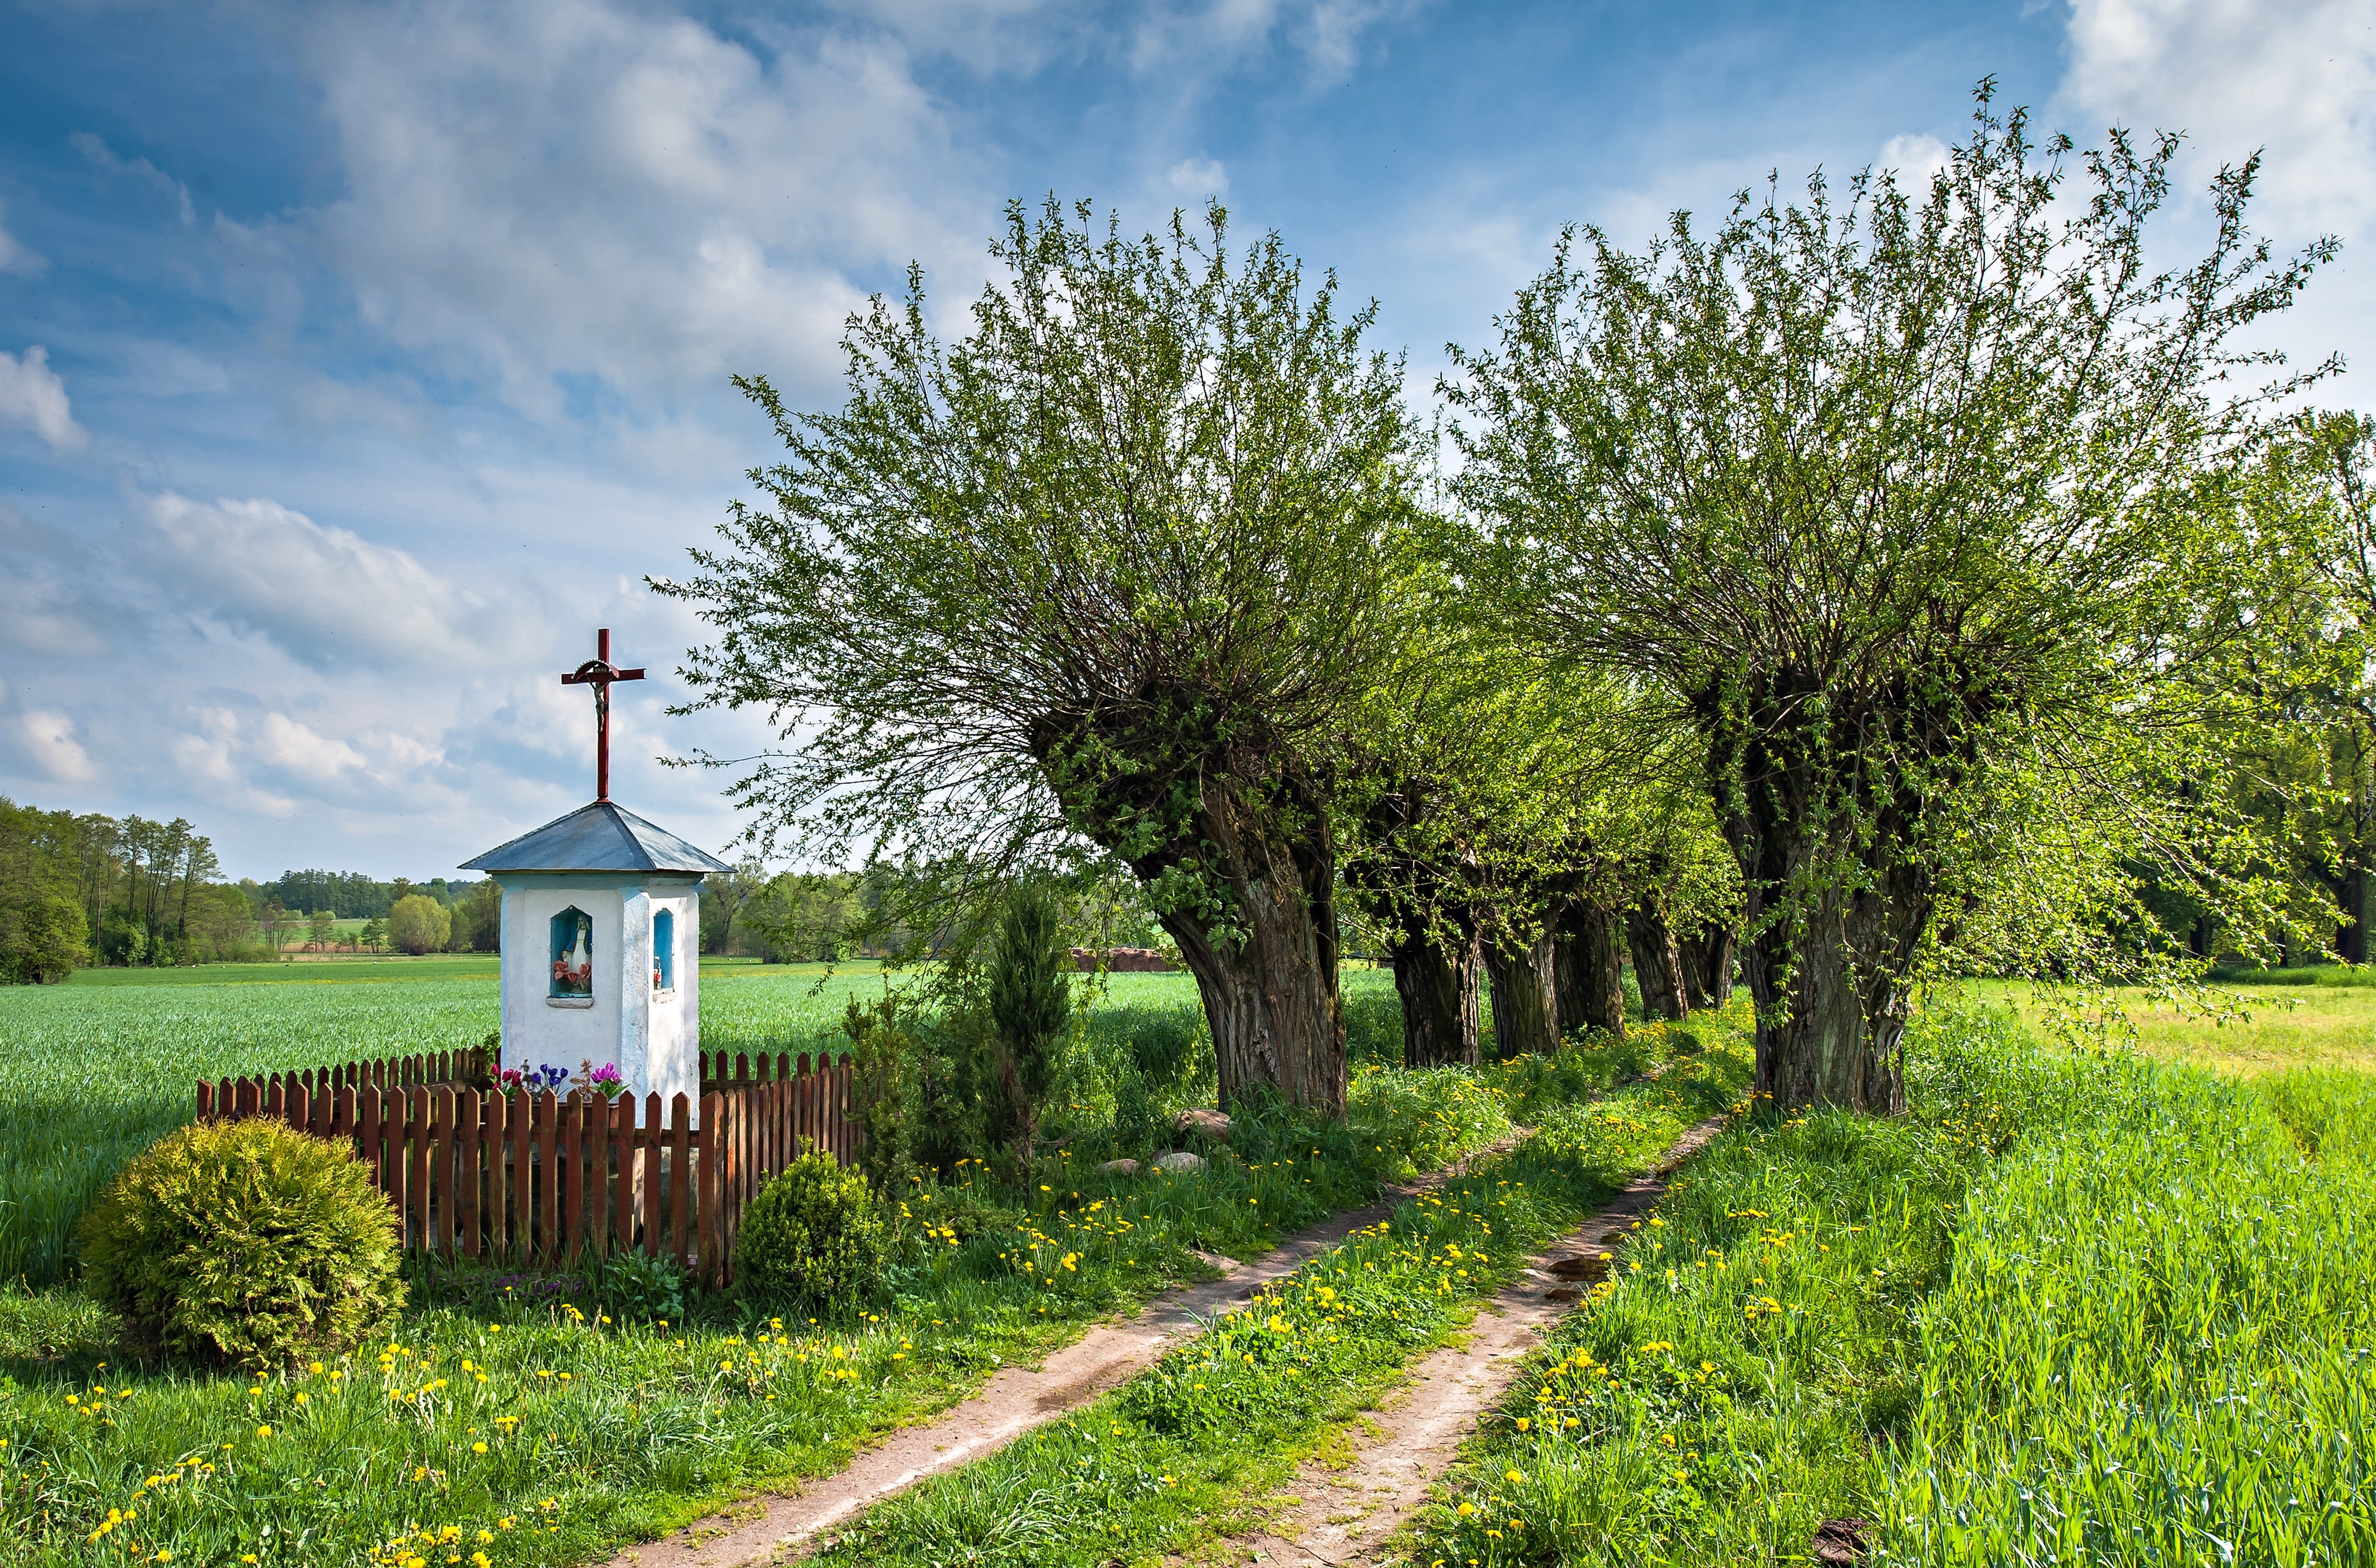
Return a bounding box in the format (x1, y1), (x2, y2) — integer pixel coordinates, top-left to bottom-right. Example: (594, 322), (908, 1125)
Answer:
(1417, 1012), (2376, 1566)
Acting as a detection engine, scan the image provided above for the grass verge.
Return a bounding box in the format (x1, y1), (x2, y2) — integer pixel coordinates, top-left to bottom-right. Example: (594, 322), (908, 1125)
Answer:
(0, 1052), (1517, 1568)
(807, 1014), (1753, 1568)
(1412, 1010), (2376, 1567)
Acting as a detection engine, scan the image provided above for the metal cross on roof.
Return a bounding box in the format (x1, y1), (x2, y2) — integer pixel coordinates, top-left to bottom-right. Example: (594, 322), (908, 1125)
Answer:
(560, 627), (645, 801)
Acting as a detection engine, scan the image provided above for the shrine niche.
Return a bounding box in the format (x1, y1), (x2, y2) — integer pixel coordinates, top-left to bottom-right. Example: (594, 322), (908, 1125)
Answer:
(461, 628), (732, 1118)
(652, 908), (676, 993)
(549, 906), (594, 1000)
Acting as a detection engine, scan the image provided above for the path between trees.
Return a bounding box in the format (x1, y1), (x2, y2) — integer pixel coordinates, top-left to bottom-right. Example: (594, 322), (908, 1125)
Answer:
(1197, 1114), (1727, 1567)
(602, 1133), (1528, 1568)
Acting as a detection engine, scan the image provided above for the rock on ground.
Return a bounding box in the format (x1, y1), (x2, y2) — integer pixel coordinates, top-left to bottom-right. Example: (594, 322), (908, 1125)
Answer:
(1173, 1108), (1232, 1139)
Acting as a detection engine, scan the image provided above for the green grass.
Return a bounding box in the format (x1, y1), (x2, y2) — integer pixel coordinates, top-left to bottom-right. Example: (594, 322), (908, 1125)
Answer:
(62, 957), (504, 986)
(0, 1043), (1524, 1568)
(1405, 1012), (2376, 1566)
(0, 962), (1240, 1288)
(1964, 977), (2376, 1078)
(808, 1013), (1753, 1568)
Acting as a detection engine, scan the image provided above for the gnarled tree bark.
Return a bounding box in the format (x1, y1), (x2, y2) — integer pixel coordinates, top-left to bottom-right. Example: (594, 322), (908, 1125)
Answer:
(1677, 922), (1736, 1006)
(1698, 665), (1962, 1115)
(1551, 901), (1626, 1041)
(1151, 780), (1345, 1115)
(1484, 933), (1558, 1058)
(1388, 911), (1482, 1068)
(1625, 899), (1690, 1021)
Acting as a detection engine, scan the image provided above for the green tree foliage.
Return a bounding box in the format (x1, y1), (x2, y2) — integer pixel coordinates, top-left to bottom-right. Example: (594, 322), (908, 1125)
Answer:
(1, 796), (271, 975)
(449, 879), (501, 953)
(740, 870), (866, 962)
(76, 1118), (406, 1368)
(2242, 411), (2376, 963)
(733, 1144), (889, 1307)
(986, 882), (1073, 1163)
(0, 797), (90, 983)
(387, 894), (451, 956)
(659, 198), (1420, 1117)
(695, 859), (766, 955)
(1446, 87), (2331, 1109)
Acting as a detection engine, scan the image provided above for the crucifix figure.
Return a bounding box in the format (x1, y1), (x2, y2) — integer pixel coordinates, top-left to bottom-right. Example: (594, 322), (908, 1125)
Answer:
(560, 627), (645, 801)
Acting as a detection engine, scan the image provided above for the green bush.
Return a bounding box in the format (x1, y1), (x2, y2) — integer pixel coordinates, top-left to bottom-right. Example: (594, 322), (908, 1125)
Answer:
(735, 1144), (889, 1307)
(76, 1117), (405, 1369)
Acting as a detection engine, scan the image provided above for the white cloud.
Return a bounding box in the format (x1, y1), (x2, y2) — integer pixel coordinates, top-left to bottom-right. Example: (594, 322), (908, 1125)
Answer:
(1878, 133), (1949, 182)
(1166, 154), (1230, 196)
(1295, 0), (1416, 85)
(2058, 0), (2376, 398)
(256, 712), (367, 775)
(0, 346), (90, 454)
(0, 202), (44, 276)
(19, 709), (97, 784)
(277, 0), (989, 418)
(0, 503), (112, 656)
(2062, 0), (2376, 239)
(71, 131), (198, 226)
(171, 709), (299, 817)
(1124, 0), (1420, 89)
(135, 490), (491, 669)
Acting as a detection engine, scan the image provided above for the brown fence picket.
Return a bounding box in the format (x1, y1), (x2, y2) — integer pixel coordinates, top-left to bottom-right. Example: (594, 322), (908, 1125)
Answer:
(697, 1092), (720, 1287)
(612, 1100), (635, 1257)
(536, 1091), (558, 1262)
(670, 1094), (692, 1269)
(639, 1093), (660, 1258)
(507, 1090), (530, 1259)
(195, 1048), (856, 1283)
(459, 1088), (482, 1259)
(560, 1094), (583, 1262)
(429, 1088), (452, 1255)
(602, 1098), (621, 1257)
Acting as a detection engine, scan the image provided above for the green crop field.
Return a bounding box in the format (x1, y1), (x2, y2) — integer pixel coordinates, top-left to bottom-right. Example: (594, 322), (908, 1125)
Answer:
(1965, 975), (2376, 1077)
(0, 960), (1248, 1289)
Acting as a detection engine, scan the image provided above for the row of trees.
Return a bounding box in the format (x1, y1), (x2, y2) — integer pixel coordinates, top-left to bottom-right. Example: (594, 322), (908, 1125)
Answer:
(0, 798), (260, 979)
(0, 796), (509, 979)
(664, 86), (2362, 1122)
(257, 869), (479, 922)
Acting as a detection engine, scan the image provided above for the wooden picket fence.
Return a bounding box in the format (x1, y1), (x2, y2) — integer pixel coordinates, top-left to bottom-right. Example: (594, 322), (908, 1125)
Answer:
(195, 1049), (859, 1287)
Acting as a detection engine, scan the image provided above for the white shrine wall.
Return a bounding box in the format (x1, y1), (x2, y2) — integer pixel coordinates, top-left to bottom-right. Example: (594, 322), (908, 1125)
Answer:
(493, 873), (702, 1120)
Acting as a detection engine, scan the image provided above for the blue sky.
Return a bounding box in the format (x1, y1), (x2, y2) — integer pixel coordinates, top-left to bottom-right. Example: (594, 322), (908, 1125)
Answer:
(2, 0), (2370, 881)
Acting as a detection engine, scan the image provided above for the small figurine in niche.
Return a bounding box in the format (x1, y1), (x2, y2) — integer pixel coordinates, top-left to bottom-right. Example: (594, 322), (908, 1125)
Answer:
(552, 912), (593, 995)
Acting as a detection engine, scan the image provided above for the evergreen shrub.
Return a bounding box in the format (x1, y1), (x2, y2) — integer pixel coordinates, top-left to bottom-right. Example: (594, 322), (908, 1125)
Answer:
(735, 1143), (888, 1307)
(77, 1117), (405, 1368)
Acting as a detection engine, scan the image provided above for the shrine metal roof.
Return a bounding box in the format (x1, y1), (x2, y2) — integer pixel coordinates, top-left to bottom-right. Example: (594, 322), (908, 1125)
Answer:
(460, 800), (732, 875)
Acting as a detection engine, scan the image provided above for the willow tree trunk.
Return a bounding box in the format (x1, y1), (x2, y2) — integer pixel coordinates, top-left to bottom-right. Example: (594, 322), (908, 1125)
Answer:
(1697, 675), (1950, 1115)
(1149, 777), (1346, 1117)
(1738, 859), (1917, 1113)
(1677, 923), (1735, 1006)
(1551, 902), (1626, 1040)
(1389, 913), (1482, 1068)
(2339, 863), (2369, 966)
(1625, 901), (1689, 1021)
(1485, 933), (1558, 1059)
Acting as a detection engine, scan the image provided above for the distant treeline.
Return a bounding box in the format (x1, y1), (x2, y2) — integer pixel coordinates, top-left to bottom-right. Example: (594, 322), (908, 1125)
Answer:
(257, 868), (478, 919)
(0, 795), (501, 982)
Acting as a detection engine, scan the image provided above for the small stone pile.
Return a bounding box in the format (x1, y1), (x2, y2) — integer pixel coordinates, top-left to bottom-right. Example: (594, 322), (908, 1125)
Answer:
(1069, 946), (1173, 972)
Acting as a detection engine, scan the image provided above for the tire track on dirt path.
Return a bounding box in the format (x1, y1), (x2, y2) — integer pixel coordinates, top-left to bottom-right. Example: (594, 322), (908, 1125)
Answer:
(1205, 1114), (1728, 1568)
(603, 1133), (1530, 1568)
